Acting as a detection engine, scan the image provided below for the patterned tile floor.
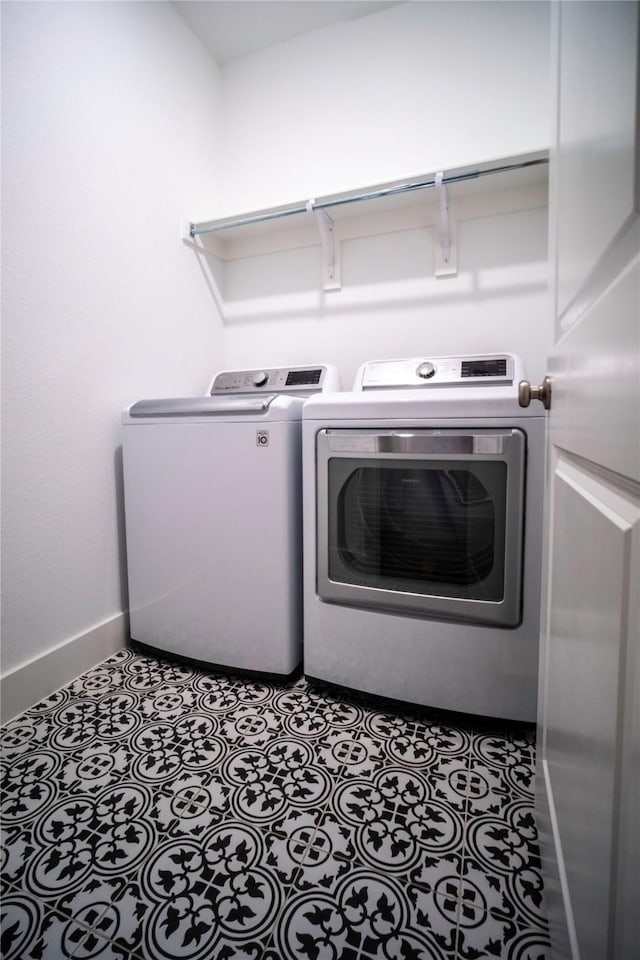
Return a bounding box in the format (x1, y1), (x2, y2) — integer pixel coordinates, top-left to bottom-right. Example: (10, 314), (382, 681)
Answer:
(1, 648), (550, 959)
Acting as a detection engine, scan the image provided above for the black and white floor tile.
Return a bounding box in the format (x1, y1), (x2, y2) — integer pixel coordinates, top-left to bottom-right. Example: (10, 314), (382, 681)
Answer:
(1, 648), (550, 959)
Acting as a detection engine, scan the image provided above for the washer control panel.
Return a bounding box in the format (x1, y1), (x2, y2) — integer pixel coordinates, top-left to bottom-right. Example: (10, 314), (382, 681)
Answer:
(210, 364), (341, 397)
(357, 354), (516, 390)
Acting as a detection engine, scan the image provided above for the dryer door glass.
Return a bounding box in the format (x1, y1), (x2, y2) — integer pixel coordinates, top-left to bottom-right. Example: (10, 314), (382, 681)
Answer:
(317, 428), (526, 627)
(333, 462), (505, 601)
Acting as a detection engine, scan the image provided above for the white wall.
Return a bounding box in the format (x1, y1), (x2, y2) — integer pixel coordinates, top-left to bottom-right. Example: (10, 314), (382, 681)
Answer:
(218, 0), (551, 215)
(1, 1), (224, 688)
(215, 0), (551, 389)
(220, 189), (550, 388)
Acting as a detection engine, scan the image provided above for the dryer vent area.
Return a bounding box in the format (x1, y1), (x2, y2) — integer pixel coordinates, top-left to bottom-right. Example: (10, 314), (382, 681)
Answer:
(1, 647), (551, 960)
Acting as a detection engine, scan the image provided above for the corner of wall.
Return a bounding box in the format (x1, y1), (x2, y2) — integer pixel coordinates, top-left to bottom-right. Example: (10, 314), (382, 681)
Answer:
(1, 613), (129, 724)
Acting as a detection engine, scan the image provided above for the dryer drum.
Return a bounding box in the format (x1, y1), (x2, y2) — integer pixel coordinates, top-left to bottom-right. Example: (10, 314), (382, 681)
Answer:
(332, 461), (507, 601)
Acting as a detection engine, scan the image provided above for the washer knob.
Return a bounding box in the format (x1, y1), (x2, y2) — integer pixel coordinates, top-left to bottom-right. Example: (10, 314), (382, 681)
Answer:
(253, 371), (269, 387)
(416, 361), (436, 380)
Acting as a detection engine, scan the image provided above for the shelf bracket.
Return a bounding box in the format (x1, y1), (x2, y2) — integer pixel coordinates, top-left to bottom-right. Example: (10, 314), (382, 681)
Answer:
(434, 171), (457, 277)
(307, 200), (341, 290)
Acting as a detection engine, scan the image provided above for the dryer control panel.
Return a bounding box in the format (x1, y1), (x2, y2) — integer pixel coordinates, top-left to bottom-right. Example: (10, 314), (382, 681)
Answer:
(356, 354), (518, 390)
(210, 364), (341, 397)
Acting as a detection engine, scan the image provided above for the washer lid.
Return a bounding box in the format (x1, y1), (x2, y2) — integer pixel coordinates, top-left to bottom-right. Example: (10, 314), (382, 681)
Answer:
(128, 396), (276, 418)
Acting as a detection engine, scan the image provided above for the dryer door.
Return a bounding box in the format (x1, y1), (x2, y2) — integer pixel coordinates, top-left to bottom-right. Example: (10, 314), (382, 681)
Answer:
(316, 428), (526, 627)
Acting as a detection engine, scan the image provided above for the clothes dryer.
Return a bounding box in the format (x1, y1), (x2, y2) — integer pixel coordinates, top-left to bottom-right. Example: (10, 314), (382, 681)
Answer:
(302, 354), (545, 720)
(122, 364), (340, 678)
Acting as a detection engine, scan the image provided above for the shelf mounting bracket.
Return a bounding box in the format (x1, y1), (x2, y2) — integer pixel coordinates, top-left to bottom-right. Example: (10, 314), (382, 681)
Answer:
(434, 171), (457, 277)
(307, 200), (341, 290)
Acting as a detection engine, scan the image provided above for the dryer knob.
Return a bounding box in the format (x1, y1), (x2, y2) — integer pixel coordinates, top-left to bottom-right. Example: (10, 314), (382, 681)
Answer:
(416, 361), (436, 380)
(253, 371), (269, 387)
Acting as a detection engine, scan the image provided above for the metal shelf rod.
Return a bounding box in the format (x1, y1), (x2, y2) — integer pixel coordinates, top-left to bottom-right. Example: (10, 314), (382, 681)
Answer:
(189, 157), (548, 238)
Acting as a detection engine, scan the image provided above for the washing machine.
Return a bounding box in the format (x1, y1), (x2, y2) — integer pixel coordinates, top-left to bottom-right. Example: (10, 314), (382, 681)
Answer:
(302, 354), (546, 721)
(122, 364), (340, 678)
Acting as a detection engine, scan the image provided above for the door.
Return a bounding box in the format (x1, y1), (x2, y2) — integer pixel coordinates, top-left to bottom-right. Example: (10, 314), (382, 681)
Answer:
(536, 3), (639, 959)
(316, 427), (527, 625)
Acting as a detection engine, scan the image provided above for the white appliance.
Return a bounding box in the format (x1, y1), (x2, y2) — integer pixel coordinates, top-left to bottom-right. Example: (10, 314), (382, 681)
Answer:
(122, 364), (340, 678)
(302, 354), (545, 721)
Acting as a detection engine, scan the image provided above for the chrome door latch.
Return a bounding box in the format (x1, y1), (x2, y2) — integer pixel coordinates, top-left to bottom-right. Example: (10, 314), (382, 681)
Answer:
(518, 376), (552, 410)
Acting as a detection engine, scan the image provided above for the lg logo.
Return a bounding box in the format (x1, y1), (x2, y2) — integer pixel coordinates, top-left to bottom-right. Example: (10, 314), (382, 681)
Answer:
(256, 430), (269, 447)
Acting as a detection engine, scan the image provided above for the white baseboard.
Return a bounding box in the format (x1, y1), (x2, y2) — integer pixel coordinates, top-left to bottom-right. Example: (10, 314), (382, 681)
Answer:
(1, 613), (129, 724)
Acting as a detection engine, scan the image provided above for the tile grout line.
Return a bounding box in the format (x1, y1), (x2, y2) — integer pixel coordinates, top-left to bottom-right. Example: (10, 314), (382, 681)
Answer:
(452, 721), (478, 960)
(2, 877), (118, 960)
(2, 658), (549, 960)
(254, 693), (363, 959)
(4, 660), (248, 958)
(99, 668), (292, 960)
(256, 688), (398, 959)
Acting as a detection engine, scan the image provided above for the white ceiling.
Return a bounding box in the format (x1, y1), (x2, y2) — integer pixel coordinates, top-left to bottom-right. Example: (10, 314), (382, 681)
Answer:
(172, 1), (402, 65)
